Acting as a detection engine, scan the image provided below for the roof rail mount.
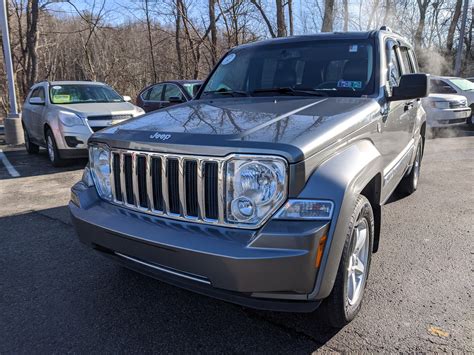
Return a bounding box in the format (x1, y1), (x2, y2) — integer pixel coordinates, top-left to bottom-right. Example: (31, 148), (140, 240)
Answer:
(380, 26), (392, 32)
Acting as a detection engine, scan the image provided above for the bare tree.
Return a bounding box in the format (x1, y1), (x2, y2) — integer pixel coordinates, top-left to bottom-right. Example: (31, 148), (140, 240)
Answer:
(250, 0), (276, 37)
(209, 0), (218, 65)
(414, 0), (431, 49)
(446, 0), (462, 52)
(276, 0), (286, 36)
(288, 0), (294, 35)
(321, 0), (335, 32)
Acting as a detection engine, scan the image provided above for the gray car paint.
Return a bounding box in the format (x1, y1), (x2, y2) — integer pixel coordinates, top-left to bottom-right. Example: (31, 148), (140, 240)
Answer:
(71, 30), (427, 307)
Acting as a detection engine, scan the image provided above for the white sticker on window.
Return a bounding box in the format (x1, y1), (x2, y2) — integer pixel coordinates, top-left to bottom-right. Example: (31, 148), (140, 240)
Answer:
(52, 86), (62, 90)
(221, 53), (236, 65)
(349, 45), (358, 53)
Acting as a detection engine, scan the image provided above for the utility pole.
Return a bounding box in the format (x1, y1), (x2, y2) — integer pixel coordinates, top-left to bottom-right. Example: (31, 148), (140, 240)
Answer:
(454, 0), (469, 76)
(1, 0), (24, 145)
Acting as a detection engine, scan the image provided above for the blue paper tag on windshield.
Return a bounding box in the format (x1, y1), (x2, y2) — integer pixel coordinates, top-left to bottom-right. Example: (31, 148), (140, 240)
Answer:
(337, 80), (363, 89)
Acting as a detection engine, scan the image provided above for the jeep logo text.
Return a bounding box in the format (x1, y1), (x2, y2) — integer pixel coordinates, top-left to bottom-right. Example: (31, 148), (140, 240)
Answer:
(150, 132), (171, 141)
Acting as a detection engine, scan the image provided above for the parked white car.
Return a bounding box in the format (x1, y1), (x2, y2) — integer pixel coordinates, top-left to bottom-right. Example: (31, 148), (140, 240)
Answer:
(22, 81), (145, 166)
(429, 76), (474, 124)
(422, 93), (471, 128)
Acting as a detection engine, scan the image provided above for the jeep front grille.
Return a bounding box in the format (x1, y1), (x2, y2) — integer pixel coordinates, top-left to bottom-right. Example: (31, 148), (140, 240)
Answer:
(110, 149), (225, 225)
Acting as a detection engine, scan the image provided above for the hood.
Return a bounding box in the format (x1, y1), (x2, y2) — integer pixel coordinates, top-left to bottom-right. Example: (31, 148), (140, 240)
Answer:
(54, 101), (139, 117)
(92, 97), (380, 163)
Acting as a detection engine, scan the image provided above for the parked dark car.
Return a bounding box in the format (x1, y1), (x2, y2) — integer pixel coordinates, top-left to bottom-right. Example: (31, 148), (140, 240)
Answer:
(136, 80), (203, 112)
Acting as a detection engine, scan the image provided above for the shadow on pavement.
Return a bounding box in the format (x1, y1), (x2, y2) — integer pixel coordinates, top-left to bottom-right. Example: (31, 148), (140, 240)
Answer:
(1, 206), (340, 353)
(0, 145), (87, 180)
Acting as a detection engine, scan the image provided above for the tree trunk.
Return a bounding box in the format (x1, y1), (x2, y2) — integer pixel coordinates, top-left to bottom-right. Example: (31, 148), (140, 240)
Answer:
(25, 0), (39, 89)
(343, 0), (349, 31)
(382, 0), (392, 27)
(276, 0), (286, 37)
(175, 0), (183, 79)
(414, 0), (430, 49)
(446, 0), (462, 52)
(144, 0), (158, 83)
(321, 0), (335, 32)
(288, 0), (294, 35)
(209, 0), (217, 66)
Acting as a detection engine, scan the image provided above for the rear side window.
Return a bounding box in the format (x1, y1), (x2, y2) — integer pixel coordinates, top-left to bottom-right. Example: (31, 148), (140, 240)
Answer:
(148, 84), (164, 101)
(163, 84), (185, 101)
(430, 79), (456, 94)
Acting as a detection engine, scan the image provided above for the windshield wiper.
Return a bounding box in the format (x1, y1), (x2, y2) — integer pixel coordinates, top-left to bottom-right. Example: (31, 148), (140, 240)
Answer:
(203, 89), (250, 97)
(252, 87), (328, 96)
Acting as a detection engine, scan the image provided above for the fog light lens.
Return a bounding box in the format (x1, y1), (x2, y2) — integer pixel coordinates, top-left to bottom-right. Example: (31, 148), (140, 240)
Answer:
(275, 200), (334, 220)
(231, 196), (255, 221)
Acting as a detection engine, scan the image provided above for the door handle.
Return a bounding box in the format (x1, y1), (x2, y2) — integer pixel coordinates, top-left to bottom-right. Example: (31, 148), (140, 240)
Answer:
(404, 101), (414, 111)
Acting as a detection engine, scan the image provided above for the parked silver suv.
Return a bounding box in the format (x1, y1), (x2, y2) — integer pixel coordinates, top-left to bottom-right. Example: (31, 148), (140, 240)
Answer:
(22, 81), (144, 166)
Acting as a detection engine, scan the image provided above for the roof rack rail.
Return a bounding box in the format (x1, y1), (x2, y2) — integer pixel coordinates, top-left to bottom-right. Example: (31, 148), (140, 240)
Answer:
(379, 26), (392, 32)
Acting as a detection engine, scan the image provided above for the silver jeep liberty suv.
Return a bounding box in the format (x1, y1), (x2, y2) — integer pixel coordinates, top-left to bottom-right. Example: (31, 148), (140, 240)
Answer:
(70, 28), (428, 328)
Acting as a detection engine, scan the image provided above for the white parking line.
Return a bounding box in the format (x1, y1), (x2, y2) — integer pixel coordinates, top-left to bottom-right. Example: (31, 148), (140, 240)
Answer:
(0, 149), (20, 177)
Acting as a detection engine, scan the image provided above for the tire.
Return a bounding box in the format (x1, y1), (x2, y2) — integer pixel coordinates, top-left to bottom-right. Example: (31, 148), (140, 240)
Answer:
(398, 140), (423, 196)
(320, 195), (374, 328)
(45, 129), (66, 167)
(23, 128), (40, 154)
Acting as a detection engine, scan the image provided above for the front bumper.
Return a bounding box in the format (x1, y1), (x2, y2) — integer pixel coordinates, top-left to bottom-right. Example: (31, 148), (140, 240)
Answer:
(70, 183), (329, 312)
(426, 108), (471, 128)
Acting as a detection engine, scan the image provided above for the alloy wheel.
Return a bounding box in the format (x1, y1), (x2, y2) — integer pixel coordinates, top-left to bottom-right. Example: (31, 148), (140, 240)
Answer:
(347, 217), (370, 306)
(412, 146), (421, 189)
(47, 135), (55, 162)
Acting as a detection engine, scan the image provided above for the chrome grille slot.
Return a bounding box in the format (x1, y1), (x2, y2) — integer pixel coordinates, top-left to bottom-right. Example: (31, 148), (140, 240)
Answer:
(167, 158), (180, 214)
(204, 162), (219, 220)
(151, 157), (163, 211)
(123, 154), (134, 205)
(137, 155), (148, 208)
(109, 149), (226, 227)
(112, 153), (122, 202)
(185, 160), (198, 217)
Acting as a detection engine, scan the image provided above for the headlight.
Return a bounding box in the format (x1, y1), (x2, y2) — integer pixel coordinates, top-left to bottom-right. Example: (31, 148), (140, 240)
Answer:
(58, 111), (84, 126)
(135, 107), (145, 116)
(225, 156), (287, 226)
(89, 144), (112, 200)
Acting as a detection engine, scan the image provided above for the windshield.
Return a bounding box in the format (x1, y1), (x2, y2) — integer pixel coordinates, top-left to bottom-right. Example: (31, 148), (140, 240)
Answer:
(449, 78), (474, 91)
(49, 84), (124, 104)
(201, 39), (375, 98)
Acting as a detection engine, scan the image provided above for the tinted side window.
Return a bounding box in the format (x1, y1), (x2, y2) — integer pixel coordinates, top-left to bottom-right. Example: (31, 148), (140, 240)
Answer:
(30, 87), (45, 100)
(399, 47), (414, 74)
(430, 79), (456, 94)
(387, 46), (401, 88)
(163, 84), (184, 101)
(148, 84), (164, 101)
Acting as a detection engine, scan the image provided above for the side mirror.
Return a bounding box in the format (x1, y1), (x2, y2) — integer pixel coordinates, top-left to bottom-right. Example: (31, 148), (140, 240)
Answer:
(123, 95), (132, 102)
(388, 74), (429, 101)
(192, 84), (202, 97)
(168, 96), (184, 103)
(29, 97), (45, 105)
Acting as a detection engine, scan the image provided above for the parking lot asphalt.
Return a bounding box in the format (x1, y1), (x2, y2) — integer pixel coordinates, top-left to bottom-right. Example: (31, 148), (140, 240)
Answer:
(0, 128), (473, 353)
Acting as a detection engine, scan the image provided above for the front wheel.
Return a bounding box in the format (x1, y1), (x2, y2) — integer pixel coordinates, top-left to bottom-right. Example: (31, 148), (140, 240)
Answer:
(320, 195), (374, 328)
(45, 129), (66, 167)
